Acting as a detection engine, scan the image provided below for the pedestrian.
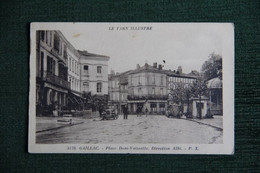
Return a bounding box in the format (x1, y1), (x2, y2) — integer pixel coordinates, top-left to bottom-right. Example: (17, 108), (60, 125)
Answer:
(145, 108), (148, 117)
(123, 105), (128, 119)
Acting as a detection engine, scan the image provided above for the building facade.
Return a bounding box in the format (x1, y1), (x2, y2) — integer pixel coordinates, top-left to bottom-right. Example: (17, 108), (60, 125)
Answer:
(108, 63), (198, 115)
(36, 31), (70, 115)
(108, 70), (131, 113)
(79, 51), (110, 96)
(36, 30), (110, 116)
(127, 63), (168, 114)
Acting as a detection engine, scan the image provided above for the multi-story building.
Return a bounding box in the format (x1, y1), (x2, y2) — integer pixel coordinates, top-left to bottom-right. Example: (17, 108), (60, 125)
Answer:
(67, 45), (81, 94)
(79, 50), (110, 96)
(108, 70), (131, 113)
(108, 63), (198, 115)
(36, 30), (110, 116)
(127, 63), (168, 114)
(66, 42), (84, 110)
(167, 68), (197, 95)
(36, 31), (70, 115)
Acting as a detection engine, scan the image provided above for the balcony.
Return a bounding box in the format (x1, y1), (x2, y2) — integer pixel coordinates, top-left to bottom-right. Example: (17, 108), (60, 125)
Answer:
(127, 94), (168, 101)
(43, 71), (70, 89)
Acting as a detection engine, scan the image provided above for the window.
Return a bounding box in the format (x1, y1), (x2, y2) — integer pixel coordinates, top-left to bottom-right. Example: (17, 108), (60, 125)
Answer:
(150, 103), (157, 108)
(54, 34), (60, 52)
(72, 60), (74, 72)
(84, 65), (88, 70)
(138, 88), (142, 95)
(160, 88), (163, 95)
(84, 65), (89, 72)
(76, 63), (78, 75)
(46, 31), (48, 44)
(97, 66), (102, 74)
(49, 32), (52, 46)
(40, 52), (44, 77)
(97, 82), (102, 93)
(47, 56), (51, 72)
(161, 76), (164, 85)
(152, 88), (155, 95)
(159, 103), (165, 108)
(152, 75), (155, 84)
(68, 58), (70, 71)
(63, 45), (67, 59)
(138, 75), (141, 84)
(74, 62), (76, 74)
(47, 56), (55, 74)
(40, 31), (45, 41)
(83, 82), (89, 91)
(36, 52), (40, 77)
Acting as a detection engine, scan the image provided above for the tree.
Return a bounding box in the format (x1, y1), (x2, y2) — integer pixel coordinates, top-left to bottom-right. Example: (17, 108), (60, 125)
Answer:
(201, 53), (222, 80)
(190, 76), (208, 119)
(91, 95), (108, 116)
(82, 91), (92, 110)
(169, 83), (185, 105)
(184, 85), (192, 116)
(169, 83), (193, 115)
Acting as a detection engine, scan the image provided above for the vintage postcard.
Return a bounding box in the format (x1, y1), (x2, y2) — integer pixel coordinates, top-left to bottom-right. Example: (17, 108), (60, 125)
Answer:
(29, 23), (234, 154)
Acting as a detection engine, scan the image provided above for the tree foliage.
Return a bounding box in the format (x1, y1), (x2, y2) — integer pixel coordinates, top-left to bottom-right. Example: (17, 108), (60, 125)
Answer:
(190, 77), (208, 98)
(82, 91), (92, 109)
(91, 95), (108, 112)
(201, 53), (222, 80)
(169, 83), (192, 111)
(190, 76), (208, 118)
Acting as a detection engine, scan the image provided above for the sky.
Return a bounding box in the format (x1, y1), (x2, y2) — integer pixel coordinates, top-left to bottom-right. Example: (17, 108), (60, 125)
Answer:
(59, 23), (226, 74)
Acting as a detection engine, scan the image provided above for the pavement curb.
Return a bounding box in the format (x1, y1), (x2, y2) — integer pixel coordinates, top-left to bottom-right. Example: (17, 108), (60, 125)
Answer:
(181, 118), (223, 131)
(36, 122), (84, 133)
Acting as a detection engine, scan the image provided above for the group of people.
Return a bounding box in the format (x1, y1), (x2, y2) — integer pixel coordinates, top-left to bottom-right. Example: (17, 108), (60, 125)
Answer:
(122, 105), (149, 119)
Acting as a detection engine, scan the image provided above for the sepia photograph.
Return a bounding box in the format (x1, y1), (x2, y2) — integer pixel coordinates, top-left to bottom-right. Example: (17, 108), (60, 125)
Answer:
(29, 23), (234, 154)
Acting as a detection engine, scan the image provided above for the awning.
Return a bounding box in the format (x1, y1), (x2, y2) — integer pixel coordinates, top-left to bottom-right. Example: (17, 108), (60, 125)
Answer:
(68, 97), (74, 103)
(73, 97), (80, 104)
(78, 99), (84, 104)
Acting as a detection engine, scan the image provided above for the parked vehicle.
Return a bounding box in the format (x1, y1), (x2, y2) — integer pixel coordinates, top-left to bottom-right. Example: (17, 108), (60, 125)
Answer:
(101, 106), (118, 120)
(166, 104), (181, 118)
(57, 114), (73, 124)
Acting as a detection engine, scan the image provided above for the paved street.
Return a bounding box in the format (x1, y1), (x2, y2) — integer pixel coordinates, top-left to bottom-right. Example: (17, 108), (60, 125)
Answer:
(36, 115), (223, 144)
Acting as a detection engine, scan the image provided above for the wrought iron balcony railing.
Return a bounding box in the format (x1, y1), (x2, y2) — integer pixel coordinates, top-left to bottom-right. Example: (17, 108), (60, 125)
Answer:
(127, 94), (168, 100)
(43, 71), (70, 89)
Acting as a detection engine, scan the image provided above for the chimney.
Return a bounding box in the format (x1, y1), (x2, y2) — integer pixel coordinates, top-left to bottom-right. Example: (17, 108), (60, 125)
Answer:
(136, 64), (140, 69)
(177, 66), (182, 74)
(158, 64), (162, 70)
(153, 62), (157, 68)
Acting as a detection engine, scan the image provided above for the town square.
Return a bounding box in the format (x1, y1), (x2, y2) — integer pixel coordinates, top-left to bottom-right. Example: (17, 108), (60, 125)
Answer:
(36, 114), (222, 144)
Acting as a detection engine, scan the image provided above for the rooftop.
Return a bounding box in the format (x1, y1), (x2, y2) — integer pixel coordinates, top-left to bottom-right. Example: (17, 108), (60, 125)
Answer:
(128, 63), (197, 79)
(78, 50), (110, 60)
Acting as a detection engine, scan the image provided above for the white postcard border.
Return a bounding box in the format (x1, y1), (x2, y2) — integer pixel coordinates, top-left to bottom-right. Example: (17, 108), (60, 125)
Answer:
(29, 23), (234, 154)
